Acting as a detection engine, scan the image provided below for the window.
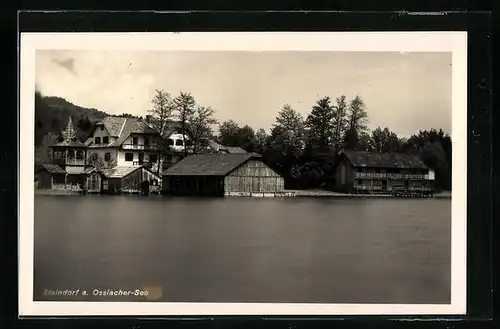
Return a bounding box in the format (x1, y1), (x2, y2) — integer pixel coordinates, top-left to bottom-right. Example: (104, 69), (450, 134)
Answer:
(175, 139), (183, 146)
(100, 126), (104, 131)
(149, 154), (158, 163)
(103, 136), (109, 144)
(167, 139), (174, 146)
(144, 137), (150, 146)
(95, 137), (101, 144)
(103, 180), (108, 190)
(133, 137), (138, 145)
(76, 150), (85, 160)
(125, 153), (134, 162)
(104, 152), (111, 161)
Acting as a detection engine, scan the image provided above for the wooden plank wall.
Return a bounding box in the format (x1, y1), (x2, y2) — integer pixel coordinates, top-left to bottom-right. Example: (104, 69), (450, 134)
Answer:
(224, 160), (285, 193)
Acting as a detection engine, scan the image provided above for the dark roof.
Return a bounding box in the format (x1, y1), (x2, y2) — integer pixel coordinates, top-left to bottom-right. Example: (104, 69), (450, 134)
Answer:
(40, 164), (66, 174)
(207, 140), (247, 154)
(52, 140), (87, 148)
(99, 117), (127, 137)
(100, 165), (160, 179)
(86, 117), (159, 147)
(342, 150), (428, 169)
(100, 166), (142, 179)
(84, 167), (98, 174)
(164, 153), (261, 176)
(109, 118), (157, 146)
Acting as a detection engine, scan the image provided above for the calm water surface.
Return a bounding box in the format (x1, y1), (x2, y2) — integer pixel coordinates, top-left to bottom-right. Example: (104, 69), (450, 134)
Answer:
(34, 195), (451, 303)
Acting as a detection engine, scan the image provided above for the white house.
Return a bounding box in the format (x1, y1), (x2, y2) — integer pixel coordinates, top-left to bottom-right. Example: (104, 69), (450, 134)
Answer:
(85, 116), (192, 172)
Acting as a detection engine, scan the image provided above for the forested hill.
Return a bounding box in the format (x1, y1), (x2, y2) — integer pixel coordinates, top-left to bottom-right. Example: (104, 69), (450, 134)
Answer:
(35, 92), (143, 146)
(34, 91), (110, 145)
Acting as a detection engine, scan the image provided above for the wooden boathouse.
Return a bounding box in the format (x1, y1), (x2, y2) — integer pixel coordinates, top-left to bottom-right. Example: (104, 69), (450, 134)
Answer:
(334, 150), (435, 196)
(99, 165), (161, 195)
(162, 153), (285, 197)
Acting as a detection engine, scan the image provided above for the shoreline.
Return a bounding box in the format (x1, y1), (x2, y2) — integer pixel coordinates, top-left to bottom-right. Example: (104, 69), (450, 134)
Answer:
(289, 190), (451, 199)
(35, 188), (452, 199)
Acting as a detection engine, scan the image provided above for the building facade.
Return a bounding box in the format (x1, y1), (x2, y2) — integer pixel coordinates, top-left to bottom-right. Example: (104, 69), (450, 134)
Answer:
(85, 117), (163, 169)
(162, 153), (285, 197)
(334, 150), (435, 195)
(99, 165), (161, 195)
(37, 117), (95, 192)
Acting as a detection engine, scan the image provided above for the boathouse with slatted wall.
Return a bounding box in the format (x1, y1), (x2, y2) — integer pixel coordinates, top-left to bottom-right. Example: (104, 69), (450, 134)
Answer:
(162, 153), (285, 197)
(334, 150), (435, 195)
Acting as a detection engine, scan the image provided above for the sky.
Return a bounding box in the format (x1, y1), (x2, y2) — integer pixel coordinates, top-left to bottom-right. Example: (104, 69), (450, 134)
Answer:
(35, 50), (452, 138)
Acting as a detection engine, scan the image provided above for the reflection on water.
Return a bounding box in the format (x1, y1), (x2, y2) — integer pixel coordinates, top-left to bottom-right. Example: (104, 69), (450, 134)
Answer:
(34, 195), (451, 303)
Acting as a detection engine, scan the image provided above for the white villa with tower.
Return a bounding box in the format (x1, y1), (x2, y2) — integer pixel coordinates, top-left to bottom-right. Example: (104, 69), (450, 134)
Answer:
(36, 116), (194, 194)
(36, 114), (248, 194)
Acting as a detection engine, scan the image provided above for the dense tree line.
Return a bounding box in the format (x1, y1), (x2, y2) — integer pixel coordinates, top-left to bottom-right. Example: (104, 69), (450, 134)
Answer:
(214, 95), (452, 191)
(147, 89), (218, 174)
(35, 89), (452, 191)
(35, 90), (107, 145)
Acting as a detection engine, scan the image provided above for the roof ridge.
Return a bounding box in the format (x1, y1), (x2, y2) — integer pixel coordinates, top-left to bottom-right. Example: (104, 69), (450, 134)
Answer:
(117, 118), (128, 137)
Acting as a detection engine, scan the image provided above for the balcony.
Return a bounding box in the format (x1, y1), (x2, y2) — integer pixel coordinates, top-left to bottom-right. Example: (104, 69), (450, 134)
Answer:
(353, 185), (432, 192)
(354, 172), (428, 180)
(122, 143), (158, 151)
(53, 158), (86, 166)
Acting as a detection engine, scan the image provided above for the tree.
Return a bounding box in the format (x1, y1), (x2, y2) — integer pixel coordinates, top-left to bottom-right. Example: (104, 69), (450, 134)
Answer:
(35, 132), (59, 170)
(238, 125), (256, 151)
(77, 115), (92, 132)
(88, 153), (105, 169)
(305, 96), (335, 151)
(88, 152), (116, 169)
(218, 120), (241, 147)
(420, 141), (449, 191)
(254, 128), (268, 154)
(149, 89), (174, 135)
(370, 127), (403, 153)
(332, 95), (349, 151)
(269, 104), (305, 156)
(291, 162), (324, 189)
(356, 131), (372, 152)
(190, 106), (218, 153)
(344, 95), (369, 150)
(402, 128), (452, 190)
(148, 89), (175, 175)
(173, 91), (196, 157)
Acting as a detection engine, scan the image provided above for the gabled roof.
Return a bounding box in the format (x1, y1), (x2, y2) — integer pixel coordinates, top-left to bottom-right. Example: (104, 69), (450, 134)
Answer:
(87, 116), (159, 148)
(99, 166), (141, 179)
(207, 140), (247, 154)
(341, 150), (428, 169)
(40, 164), (66, 174)
(52, 116), (87, 148)
(97, 116), (127, 137)
(52, 140), (88, 148)
(108, 118), (157, 147)
(164, 153), (261, 176)
(99, 165), (160, 179)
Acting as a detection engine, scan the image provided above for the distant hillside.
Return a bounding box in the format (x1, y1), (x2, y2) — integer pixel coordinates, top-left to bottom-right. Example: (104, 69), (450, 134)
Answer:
(35, 92), (110, 145)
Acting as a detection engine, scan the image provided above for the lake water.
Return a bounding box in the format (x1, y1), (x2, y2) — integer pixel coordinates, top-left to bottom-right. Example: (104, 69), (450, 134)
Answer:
(34, 195), (451, 304)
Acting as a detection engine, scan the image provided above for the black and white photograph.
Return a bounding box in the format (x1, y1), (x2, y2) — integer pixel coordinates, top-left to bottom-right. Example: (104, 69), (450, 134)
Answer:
(19, 32), (467, 316)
